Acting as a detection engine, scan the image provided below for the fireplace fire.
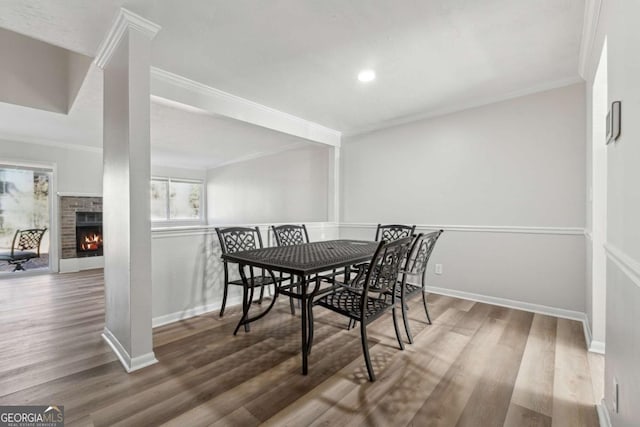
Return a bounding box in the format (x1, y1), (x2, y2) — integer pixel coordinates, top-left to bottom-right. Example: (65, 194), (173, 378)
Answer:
(79, 232), (102, 251)
(76, 212), (103, 257)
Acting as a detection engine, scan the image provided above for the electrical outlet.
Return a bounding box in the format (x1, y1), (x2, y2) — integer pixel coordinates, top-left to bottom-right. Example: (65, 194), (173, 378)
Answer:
(435, 264), (443, 275)
(613, 377), (619, 413)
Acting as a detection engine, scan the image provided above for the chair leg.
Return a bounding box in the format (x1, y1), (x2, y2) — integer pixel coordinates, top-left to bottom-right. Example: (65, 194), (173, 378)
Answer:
(289, 276), (296, 316)
(233, 283), (250, 335)
(12, 263), (25, 272)
(244, 284), (256, 333)
(401, 295), (414, 344)
(360, 320), (375, 382)
(220, 267), (230, 317)
(289, 296), (296, 316)
(392, 306), (405, 350)
(257, 285), (265, 304)
(219, 284), (229, 317)
(421, 275), (432, 325)
(307, 298), (315, 355)
(422, 292), (432, 324)
(256, 269), (265, 304)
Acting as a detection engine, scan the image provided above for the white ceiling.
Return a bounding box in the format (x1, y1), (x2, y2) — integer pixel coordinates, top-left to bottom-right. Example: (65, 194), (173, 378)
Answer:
(0, 0), (585, 155)
(0, 65), (310, 169)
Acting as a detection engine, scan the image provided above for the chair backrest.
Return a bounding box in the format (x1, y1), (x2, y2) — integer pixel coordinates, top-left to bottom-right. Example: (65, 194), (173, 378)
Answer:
(215, 226), (264, 255)
(375, 224), (416, 242)
(11, 228), (47, 256)
(271, 224), (310, 246)
(405, 230), (443, 275)
(360, 236), (413, 296)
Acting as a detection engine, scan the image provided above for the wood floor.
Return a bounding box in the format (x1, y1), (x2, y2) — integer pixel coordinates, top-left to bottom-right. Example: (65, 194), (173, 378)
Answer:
(0, 270), (599, 426)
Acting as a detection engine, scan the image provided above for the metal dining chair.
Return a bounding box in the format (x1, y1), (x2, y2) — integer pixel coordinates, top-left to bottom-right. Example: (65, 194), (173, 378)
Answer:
(312, 236), (413, 381)
(344, 223), (416, 331)
(397, 230), (443, 343)
(271, 224), (310, 247)
(375, 224), (416, 241)
(215, 226), (282, 320)
(271, 224), (310, 315)
(270, 224), (340, 314)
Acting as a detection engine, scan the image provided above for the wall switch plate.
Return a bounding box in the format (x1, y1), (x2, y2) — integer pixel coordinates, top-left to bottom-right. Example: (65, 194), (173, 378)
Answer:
(435, 264), (443, 275)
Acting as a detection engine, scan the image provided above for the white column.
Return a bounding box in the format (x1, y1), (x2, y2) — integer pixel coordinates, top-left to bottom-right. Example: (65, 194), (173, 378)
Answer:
(327, 145), (340, 223)
(95, 9), (160, 372)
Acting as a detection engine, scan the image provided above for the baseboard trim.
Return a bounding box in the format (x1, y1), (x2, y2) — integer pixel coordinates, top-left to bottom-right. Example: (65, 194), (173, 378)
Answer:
(425, 285), (596, 352)
(102, 327), (158, 372)
(129, 352), (160, 372)
(597, 400), (612, 427)
(59, 256), (104, 273)
(425, 285), (585, 321)
(152, 296), (243, 327)
(581, 315), (606, 355)
(589, 340), (606, 354)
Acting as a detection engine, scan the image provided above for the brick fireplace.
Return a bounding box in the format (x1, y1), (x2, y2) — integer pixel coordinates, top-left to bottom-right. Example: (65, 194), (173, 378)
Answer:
(60, 196), (103, 271)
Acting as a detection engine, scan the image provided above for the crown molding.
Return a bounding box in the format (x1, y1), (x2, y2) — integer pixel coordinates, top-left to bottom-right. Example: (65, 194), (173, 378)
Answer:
(344, 76), (584, 138)
(578, 0), (604, 80)
(95, 8), (161, 69)
(150, 67), (341, 147)
(0, 132), (102, 153)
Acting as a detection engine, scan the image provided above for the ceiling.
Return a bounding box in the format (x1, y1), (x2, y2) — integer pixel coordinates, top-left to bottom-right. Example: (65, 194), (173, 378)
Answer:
(0, 0), (585, 154)
(0, 65), (311, 169)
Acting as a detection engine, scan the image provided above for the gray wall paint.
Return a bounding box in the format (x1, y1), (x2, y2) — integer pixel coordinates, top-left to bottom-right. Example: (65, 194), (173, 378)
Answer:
(340, 225), (586, 312)
(342, 84), (585, 226)
(206, 145), (329, 224)
(341, 84), (586, 313)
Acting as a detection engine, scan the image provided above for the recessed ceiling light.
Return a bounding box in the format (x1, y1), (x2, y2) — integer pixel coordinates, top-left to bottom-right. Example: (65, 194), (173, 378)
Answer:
(358, 69), (376, 83)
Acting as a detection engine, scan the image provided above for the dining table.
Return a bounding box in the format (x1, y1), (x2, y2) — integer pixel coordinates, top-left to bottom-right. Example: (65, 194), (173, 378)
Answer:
(221, 239), (380, 375)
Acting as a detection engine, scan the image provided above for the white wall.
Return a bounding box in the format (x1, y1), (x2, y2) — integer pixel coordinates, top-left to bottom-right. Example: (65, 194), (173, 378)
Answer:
(207, 145), (329, 224)
(150, 144), (338, 323)
(150, 223), (339, 325)
(586, 1), (640, 425)
(0, 139), (102, 194)
(341, 84), (586, 313)
(0, 28), (91, 114)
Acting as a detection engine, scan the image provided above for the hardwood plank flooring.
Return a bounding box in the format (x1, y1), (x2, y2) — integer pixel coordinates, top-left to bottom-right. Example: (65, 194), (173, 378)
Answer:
(0, 270), (599, 426)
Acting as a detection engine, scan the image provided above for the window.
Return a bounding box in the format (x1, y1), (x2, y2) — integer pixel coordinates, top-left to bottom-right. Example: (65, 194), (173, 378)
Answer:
(0, 164), (52, 272)
(151, 178), (203, 222)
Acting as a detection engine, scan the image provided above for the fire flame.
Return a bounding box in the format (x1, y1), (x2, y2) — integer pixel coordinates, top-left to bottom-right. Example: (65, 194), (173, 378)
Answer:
(81, 233), (102, 251)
